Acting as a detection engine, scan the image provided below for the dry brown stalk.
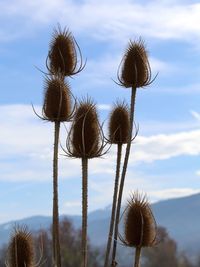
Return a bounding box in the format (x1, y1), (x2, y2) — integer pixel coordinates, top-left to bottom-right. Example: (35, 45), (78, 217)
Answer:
(65, 99), (107, 267)
(52, 121), (61, 267)
(104, 102), (130, 267)
(111, 39), (153, 266)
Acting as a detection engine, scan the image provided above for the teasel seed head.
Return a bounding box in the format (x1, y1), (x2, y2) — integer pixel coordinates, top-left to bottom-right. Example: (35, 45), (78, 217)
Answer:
(118, 39), (153, 88)
(7, 225), (34, 267)
(120, 192), (157, 248)
(42, 76), (72, 122)
(66, 98), (105, 159)
(108, 101), (130, 144)
(47, 25), (85, 77)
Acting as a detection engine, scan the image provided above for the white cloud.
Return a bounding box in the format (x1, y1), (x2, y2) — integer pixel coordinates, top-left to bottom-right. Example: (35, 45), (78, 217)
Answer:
(132, 130), (200, 163)
(195, 170), (200, 176)
(98, 104), (111, 111)
(1, 104), (200, 217)
(1, 104), (200, 181)
(1, 0), (200, 44)
(60, 199), (82, 215)
(149, 188), (200, 203)
(190, 110), (200, 121)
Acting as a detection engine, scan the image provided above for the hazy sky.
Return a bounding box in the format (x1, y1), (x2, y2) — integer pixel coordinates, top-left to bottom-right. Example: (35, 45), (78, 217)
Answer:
(1, 0), (200, 223)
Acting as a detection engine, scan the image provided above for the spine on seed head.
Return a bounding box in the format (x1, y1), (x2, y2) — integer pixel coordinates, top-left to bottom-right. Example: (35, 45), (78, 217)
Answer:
(8, 226), (34, 267)
(43, 76), (71, 122)
(121, 192), (157, 248)
(67, 98), (104, 159)
(118, 39), (152, 88)
(48, 26), (84, 77)
(108, 102), (130, 144)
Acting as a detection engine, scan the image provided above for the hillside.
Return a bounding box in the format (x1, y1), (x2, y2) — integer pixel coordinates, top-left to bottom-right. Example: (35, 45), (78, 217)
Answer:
(1, 193), (200, 256)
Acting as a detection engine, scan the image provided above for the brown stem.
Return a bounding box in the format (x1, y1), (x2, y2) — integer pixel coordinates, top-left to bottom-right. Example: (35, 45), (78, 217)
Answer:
(81, 157), (88, 267)
(52, 121), (61, 267)
(134, 247), (141, 267)
(111, 87), (137, 265)
(104, 144), (122, 267)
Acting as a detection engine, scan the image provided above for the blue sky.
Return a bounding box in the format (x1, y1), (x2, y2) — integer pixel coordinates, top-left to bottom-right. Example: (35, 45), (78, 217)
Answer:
(1, 0), (200, 223)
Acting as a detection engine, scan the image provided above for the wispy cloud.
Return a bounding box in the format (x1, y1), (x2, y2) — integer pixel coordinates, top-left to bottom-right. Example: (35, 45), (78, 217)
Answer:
(1, 0), (200, 45)
(133, 130), (200, 163)
(2, 104), (200, 182)
(190, 110), (200, 121)
(149, 188), (200, 203)
(1, 104), (200, 217)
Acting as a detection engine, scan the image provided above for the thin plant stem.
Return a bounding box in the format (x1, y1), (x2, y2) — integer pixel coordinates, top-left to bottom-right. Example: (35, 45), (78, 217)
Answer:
(81, 157), (88, 267)
(52, 121), (61, 267)
(104, 144), (122, 267)
(111, 87), (137, 266)
(134, 247), (141, 267)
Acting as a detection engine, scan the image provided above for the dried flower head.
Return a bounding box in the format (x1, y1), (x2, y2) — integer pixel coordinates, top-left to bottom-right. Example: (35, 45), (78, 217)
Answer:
(7, 226), (34, 267)
(48, 26), (84, 77)
(108, 101), (130, 144)
(120, 192), (157, 248)
(118, 39), (153, 88)
(42, 76), (72, 122)
(66, 98), (105, 159)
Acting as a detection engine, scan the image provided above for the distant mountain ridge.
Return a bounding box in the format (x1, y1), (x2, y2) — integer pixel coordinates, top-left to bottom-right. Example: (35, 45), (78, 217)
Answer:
(1, 193), (200, 256)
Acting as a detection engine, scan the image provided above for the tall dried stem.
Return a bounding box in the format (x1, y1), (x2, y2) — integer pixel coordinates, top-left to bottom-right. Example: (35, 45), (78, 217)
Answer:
(104, 143), (122, 267)
(134, 247), (141, 267)
(111, 87), (137, 266)
(53, 121), (61, 267)
(81, 157), (88, 267)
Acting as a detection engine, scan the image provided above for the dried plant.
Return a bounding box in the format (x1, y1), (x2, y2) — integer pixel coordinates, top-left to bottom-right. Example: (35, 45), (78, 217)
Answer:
(64, 98), (107, 267)
(34, 60), (75, 267)
(34, 25), (85, 267)
(7, 226), (35, 267)
(108, 101), (130, 145)
(39, 76), (73, 267)
(111, 39), (154, 267)
(66, 98), (106, 159)
(42, 76), (73, 122)
(120, 192), (157, 267)
(104, 101), (130, 267)
(47, 25), (85, 77)
(30, 24), (158, 267)
(117, 39), (153, 88)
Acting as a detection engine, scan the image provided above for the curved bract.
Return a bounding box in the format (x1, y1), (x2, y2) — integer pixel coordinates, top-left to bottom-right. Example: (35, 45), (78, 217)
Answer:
(121, 192), (157, 248)
(118, 39), (153, 88)
(7, 226), (34, 267)
(43, 76), (72, 122)
(47, 26), (85, 77)
(66, 99), (106, 159)
(108, 101), (130, 144)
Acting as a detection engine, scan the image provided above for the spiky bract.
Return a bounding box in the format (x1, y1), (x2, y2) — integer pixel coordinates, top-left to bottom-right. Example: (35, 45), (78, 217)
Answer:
(67, 99), (104, 159)
(48, 26), (84, 77)
(122, 192), (157, 248)
(108, 102), (130, 144)
(8, 226), (34, 267)
(43, 77), (71, 122)
(118, 39), (152, 88)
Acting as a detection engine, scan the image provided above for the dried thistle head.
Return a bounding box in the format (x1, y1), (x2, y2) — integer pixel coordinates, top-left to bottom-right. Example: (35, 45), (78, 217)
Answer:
(108, 101), (130, 144)
(121, 192), (157, 248)
(118, 39), (152, 88)
(66, 98), (105, 159)
(42, 76), (72, 122)
(7, 225), (34, 267)
(48, 25), (84, 77)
